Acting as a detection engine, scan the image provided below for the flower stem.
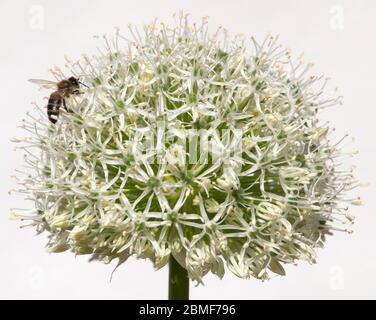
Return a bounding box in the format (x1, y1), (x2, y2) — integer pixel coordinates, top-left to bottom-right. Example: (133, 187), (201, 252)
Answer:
(168, 255), (189, 300)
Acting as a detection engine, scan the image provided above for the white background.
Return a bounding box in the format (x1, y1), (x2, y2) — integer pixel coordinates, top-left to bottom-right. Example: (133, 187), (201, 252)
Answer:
(0, 0), (375, 300)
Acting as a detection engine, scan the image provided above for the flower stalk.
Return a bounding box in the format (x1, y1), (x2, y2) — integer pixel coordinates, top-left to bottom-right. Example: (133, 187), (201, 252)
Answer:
(168, 256), (189, 300)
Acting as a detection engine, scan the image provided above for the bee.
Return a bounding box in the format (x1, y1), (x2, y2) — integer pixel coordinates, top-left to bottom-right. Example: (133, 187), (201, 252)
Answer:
(28, 77), (88, 123)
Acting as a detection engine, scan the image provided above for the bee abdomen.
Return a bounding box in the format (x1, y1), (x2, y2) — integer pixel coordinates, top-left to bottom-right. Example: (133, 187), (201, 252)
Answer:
(47, 91), (63, 124)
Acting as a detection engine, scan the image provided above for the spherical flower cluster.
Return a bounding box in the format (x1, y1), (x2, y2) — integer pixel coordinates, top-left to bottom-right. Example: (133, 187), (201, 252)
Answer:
(13, 15), (360, 283)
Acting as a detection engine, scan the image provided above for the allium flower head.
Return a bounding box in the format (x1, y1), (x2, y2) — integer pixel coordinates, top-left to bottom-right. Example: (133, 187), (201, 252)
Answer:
(13, 14), (360, 283)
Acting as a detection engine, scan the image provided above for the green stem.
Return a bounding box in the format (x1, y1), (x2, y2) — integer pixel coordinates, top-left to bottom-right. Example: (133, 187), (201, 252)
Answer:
(168, 255), (189, 300)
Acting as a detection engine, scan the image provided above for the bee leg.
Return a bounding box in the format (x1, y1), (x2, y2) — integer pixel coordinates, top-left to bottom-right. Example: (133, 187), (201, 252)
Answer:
(62, 99), (74, 113)
(63, 98), (69, 112)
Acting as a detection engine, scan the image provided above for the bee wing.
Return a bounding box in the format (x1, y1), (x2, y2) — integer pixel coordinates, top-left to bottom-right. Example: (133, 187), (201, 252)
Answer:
(28, 79), (58, 90)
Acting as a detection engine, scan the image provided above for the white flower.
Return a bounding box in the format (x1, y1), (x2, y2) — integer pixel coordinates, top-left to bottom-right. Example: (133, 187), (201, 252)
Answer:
(152, 241), (171, 269)
(216, 172), (239, 192)
(50, 213), (71, 230)
(204, 198), (220, 213)
(166, 144), (186, 168)
(13, 14), (360, 283)
(280, 167), (317, 186)
(228, 253), (249, 279)
(99, 210), (123, 228)
(69, 225), (89, 245)
(256, 202), (283, 221)
(243, 136), (255, 150)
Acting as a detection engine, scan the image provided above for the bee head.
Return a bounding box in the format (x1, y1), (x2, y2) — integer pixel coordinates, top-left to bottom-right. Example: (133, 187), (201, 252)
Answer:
(68, 76), (88, 89)
(68, 77), (80, 87)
